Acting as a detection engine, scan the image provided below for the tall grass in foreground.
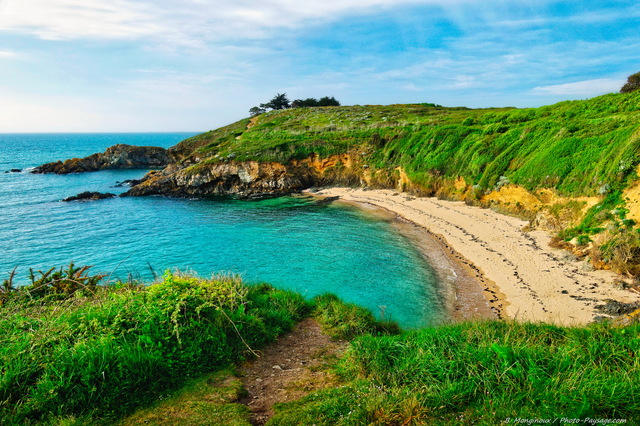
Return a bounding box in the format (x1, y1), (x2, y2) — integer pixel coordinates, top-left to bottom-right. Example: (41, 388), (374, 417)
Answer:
(0, 272), (308, 424)
(270, 321), (640, 425)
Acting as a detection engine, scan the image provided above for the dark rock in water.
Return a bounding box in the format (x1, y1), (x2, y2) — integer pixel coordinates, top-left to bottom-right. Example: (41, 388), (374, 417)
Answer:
(112, 178), (142, 188)
(315, 196), (340, 205)
(32, 144), (172, 174)
(595, 299), (640, 316)
(4, 168), (22, 173)
(62, 191), (117, 202)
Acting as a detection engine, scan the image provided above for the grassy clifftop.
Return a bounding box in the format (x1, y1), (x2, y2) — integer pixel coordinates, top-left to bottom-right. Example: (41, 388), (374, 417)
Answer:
(174, 92), (640, 199)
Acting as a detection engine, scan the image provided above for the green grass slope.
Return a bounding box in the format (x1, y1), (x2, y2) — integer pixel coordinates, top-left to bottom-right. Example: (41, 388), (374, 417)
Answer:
(0, 272), (308, 424)
(270, 321), (640, 424)
(175, 92), (640, 199)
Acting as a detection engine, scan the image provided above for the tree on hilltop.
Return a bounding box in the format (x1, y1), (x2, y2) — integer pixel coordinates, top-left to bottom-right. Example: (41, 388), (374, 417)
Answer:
(249, 93), (291, 116)
(249, 93), (341, 116)
(291, 96), (340, 108)
(620, 72), (640, 94)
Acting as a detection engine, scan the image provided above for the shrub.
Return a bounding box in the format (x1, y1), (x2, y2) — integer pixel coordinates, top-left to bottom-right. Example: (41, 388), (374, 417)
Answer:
(620, 71), (640, 94)
(0, 270), (307, 423)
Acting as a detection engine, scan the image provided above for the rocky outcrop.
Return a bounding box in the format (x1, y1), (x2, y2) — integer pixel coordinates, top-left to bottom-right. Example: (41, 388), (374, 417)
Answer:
(32, 144), (171, 174)
(124, 161), (318, 199)
(123, 154), (363, 199)
(62, 191), (117, 202)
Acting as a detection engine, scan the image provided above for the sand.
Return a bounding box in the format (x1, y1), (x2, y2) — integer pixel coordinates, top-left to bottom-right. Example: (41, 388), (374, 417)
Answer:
(312, 187), (640, 325)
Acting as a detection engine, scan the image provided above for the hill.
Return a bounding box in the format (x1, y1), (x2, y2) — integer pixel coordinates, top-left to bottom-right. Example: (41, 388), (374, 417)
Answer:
(125, 91), (640, 275)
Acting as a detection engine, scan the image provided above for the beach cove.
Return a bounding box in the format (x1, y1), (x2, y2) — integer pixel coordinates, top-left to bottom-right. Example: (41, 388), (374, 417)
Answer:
(313, 187), (640, 325)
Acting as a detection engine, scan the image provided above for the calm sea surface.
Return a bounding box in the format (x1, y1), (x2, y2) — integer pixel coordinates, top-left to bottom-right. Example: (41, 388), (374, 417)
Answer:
(0, 133), (446, 327)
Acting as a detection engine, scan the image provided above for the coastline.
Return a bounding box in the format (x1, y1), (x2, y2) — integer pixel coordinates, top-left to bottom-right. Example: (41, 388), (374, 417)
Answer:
(311, 187), (640, 325)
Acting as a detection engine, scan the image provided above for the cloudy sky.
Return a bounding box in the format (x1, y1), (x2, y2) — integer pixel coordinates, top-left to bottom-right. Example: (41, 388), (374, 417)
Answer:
(0, 0), (638, 132)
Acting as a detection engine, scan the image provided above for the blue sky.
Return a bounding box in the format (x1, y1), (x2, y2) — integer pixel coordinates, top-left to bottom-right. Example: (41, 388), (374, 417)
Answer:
(0, 0), (638, 132)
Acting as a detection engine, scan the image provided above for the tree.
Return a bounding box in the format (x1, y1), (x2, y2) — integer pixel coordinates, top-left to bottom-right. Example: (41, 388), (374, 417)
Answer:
(290, 96), (341, 108)
(249, 93), (291, 116)
(317, 96), (340, 106)
(291, 98), (320, 108)
(620, 72), (640, 94)
(249, 93), (341, 116)
(261, 93), (291, 110)
(249, 106), (266, 116)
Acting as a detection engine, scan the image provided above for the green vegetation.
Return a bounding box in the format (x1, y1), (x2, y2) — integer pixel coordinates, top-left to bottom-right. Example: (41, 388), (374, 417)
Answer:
(620, 71), (640, 94)
(312, 293), (400, 339)
(182, 91), (640, 198)
(249, 93), (341, 116)
(270, 321), (640, 424)
(120, 369), (251, 425)
(0, 270), (307, 424)
(2, 264), (639, 424)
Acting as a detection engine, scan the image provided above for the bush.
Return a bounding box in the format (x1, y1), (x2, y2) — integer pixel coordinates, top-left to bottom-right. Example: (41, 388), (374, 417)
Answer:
(0, 271), (307, 423)
(620, 71), (640, 94)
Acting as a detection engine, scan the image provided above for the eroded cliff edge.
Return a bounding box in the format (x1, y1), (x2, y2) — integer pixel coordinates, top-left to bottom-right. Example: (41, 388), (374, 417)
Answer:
(122, 154), (363, 199)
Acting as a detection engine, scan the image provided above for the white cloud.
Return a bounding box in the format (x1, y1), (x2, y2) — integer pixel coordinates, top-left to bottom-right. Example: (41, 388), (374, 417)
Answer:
(0, 50), (17, 58)
(0, 0), (484, 43)
(532, 78), (623, 96)
(0, 0), (163, 40)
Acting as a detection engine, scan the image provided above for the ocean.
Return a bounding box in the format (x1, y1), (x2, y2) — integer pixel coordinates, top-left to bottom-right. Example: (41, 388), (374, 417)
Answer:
(0, 133), (446, 328)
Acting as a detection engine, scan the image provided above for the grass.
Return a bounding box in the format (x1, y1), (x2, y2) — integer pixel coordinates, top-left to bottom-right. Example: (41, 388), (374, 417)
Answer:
(270, 320), (640, 425)
(2, 268), (639, 424)
(0, 271), (308, 424)
(118, 369), (251, 426)
(173, 92), (640, 200)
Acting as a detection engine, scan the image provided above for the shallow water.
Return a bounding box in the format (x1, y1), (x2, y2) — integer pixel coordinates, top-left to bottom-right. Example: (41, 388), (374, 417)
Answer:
(0, 133), (446, 328)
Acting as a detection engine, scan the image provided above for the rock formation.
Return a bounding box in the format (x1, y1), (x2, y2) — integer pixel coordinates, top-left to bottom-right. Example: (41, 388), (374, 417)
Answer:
(32, 144), (171, 174)
(122, 154), (363, 199)
(123, 161), (317, 199)
(62, 191), (117, 202)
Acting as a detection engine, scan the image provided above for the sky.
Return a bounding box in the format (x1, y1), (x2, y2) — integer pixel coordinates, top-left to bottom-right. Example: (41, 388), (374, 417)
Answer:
(0, 0), (638, 132)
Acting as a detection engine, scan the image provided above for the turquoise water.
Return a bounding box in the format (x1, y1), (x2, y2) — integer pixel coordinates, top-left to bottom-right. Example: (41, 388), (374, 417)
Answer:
(0, 133), (446, 328)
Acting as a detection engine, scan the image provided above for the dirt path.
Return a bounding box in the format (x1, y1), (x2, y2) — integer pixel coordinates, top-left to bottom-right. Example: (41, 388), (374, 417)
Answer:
(238, 318), (347, 425)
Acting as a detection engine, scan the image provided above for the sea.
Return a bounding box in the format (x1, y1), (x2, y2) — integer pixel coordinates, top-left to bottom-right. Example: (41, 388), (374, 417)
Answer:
(0, 133), (446, 328)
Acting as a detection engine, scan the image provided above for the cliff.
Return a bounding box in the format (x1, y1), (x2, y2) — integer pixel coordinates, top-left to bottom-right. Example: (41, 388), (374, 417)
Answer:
(32, 144), (172, 174)
(123, 154), (362, 199)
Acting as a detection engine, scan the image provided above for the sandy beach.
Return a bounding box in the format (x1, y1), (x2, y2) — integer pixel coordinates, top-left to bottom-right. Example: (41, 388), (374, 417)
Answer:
(314, 187), (640, 325)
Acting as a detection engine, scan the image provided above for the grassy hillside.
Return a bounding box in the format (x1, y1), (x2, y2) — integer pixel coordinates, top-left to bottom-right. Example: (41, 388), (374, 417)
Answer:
(175, 92), (640, 199)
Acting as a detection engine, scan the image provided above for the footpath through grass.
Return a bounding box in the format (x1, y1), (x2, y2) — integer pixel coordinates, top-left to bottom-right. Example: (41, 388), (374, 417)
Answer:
(2, 268), (639, 425)
(270, 321), (640, 425)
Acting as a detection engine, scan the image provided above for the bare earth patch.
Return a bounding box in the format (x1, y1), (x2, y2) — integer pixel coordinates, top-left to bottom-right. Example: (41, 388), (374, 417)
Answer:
(238, 318), (347, 425)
